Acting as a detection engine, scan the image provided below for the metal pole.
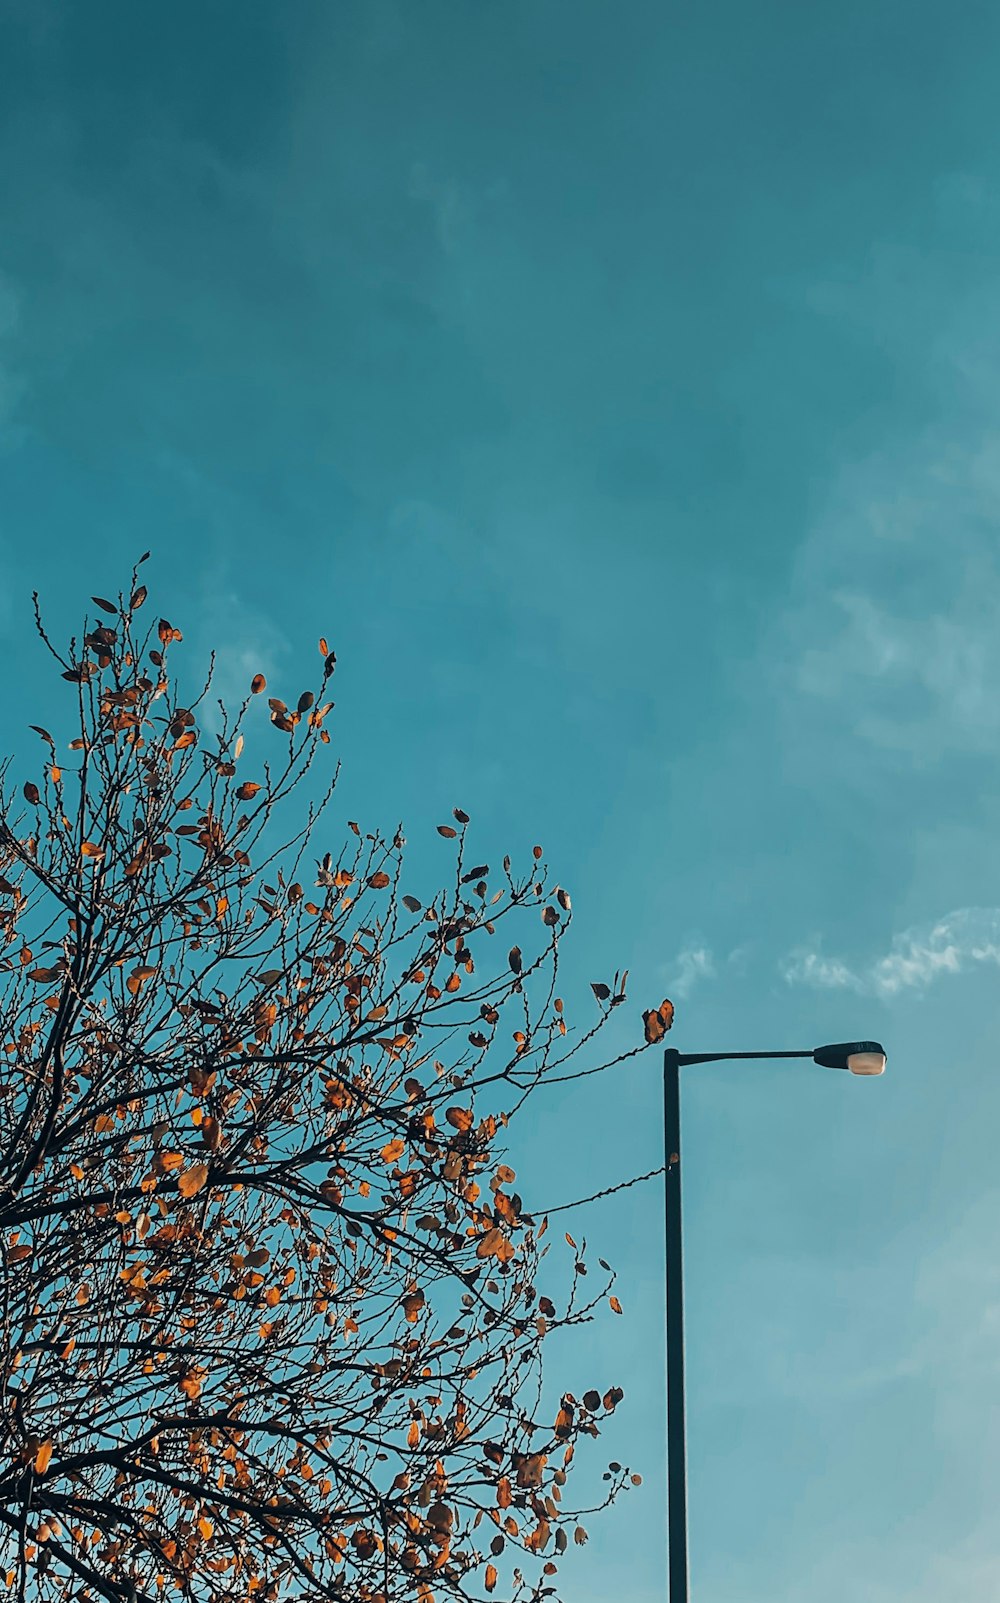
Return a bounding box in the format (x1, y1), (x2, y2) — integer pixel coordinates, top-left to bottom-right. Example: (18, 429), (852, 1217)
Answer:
(664, 1047), (688, 1601)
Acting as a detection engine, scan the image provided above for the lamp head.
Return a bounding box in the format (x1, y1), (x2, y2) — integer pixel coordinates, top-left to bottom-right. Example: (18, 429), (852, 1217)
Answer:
(812, 1040), (886, 1075)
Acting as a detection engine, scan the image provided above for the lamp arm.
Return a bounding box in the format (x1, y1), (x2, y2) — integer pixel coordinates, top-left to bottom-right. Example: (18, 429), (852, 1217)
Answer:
(670, 1049), (815, 1068)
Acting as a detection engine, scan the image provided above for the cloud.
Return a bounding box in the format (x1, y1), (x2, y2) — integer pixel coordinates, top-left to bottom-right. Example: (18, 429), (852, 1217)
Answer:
(667, 944), (715, 999)
(793, 570), (1000, 759)
(782, 906), (1000, 997)
(779, 949), (860, 991)
(771, 224), (1000, 768)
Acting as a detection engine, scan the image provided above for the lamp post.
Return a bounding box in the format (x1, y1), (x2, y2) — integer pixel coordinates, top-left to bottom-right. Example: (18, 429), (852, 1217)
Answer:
(663, 1039), (886, 1602)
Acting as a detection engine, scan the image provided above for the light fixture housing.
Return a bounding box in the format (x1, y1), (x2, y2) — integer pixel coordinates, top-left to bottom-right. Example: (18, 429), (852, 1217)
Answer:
(812, 1040), (886, 1075)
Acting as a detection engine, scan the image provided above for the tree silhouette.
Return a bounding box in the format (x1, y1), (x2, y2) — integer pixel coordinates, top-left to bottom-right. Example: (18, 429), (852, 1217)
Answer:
(0, 561), (657, 1603)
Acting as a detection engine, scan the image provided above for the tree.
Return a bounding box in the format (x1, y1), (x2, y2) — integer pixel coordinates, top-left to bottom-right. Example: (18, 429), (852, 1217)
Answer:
(0, 563), (662, 1603)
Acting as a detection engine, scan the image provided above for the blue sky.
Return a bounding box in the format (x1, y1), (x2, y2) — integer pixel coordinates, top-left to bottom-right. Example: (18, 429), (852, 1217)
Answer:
(3, 2), (1000, 1598)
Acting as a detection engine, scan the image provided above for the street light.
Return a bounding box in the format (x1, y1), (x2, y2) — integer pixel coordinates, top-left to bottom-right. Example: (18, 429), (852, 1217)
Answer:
(663, 1039), (886, 1602)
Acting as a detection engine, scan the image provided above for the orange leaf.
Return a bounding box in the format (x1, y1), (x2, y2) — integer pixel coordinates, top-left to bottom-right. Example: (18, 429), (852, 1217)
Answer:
(198, 1517), (214, 1540)
(381, 1139), (405, 1164)
(80, 841), (103, 858)
(642, 998), (675, 1044)
(236, 782), (261, 800)
(367, 871), (391, 889)
(34, 1441), (53, 1474)
(485, 1564), (498, 1593)
(8, 1245), (32, 1262)
(177, 1163), (209, 1198)
(609, 1295), (623, 1315)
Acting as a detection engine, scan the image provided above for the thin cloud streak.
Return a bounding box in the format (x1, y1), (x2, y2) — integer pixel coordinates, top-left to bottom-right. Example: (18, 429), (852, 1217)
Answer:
(668, 944), (715, 999)
(782, 906), (1000, 996)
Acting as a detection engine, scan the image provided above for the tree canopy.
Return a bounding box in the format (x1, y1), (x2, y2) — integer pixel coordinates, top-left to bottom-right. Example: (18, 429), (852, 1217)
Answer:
(0, 562), (670, 1603)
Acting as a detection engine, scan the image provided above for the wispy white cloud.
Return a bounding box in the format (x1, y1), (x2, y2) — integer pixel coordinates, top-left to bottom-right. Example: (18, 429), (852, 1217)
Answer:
(667, 943), (715, 999)
(773, 228), (1000, 768)
(794, 569), (1000, 758)
(780, 949), (860, 991)
(782, 906), (1000, 997)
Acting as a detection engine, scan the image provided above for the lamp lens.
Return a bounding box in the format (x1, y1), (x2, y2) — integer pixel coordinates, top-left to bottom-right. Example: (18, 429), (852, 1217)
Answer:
(847, 1051), (886, 1076)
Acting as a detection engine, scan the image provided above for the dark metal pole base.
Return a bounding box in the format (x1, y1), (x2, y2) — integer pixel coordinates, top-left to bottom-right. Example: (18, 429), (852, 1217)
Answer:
(664, 1048), (689, 1602)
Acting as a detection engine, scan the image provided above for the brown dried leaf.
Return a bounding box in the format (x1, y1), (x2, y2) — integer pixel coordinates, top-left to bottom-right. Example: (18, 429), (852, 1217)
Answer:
(642, 998), (675, 1044)
(177, 1163), (209, 1198)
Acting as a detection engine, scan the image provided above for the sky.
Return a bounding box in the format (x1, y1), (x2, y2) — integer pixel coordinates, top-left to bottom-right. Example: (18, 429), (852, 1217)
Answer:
(2, 1), (1000, 1598)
